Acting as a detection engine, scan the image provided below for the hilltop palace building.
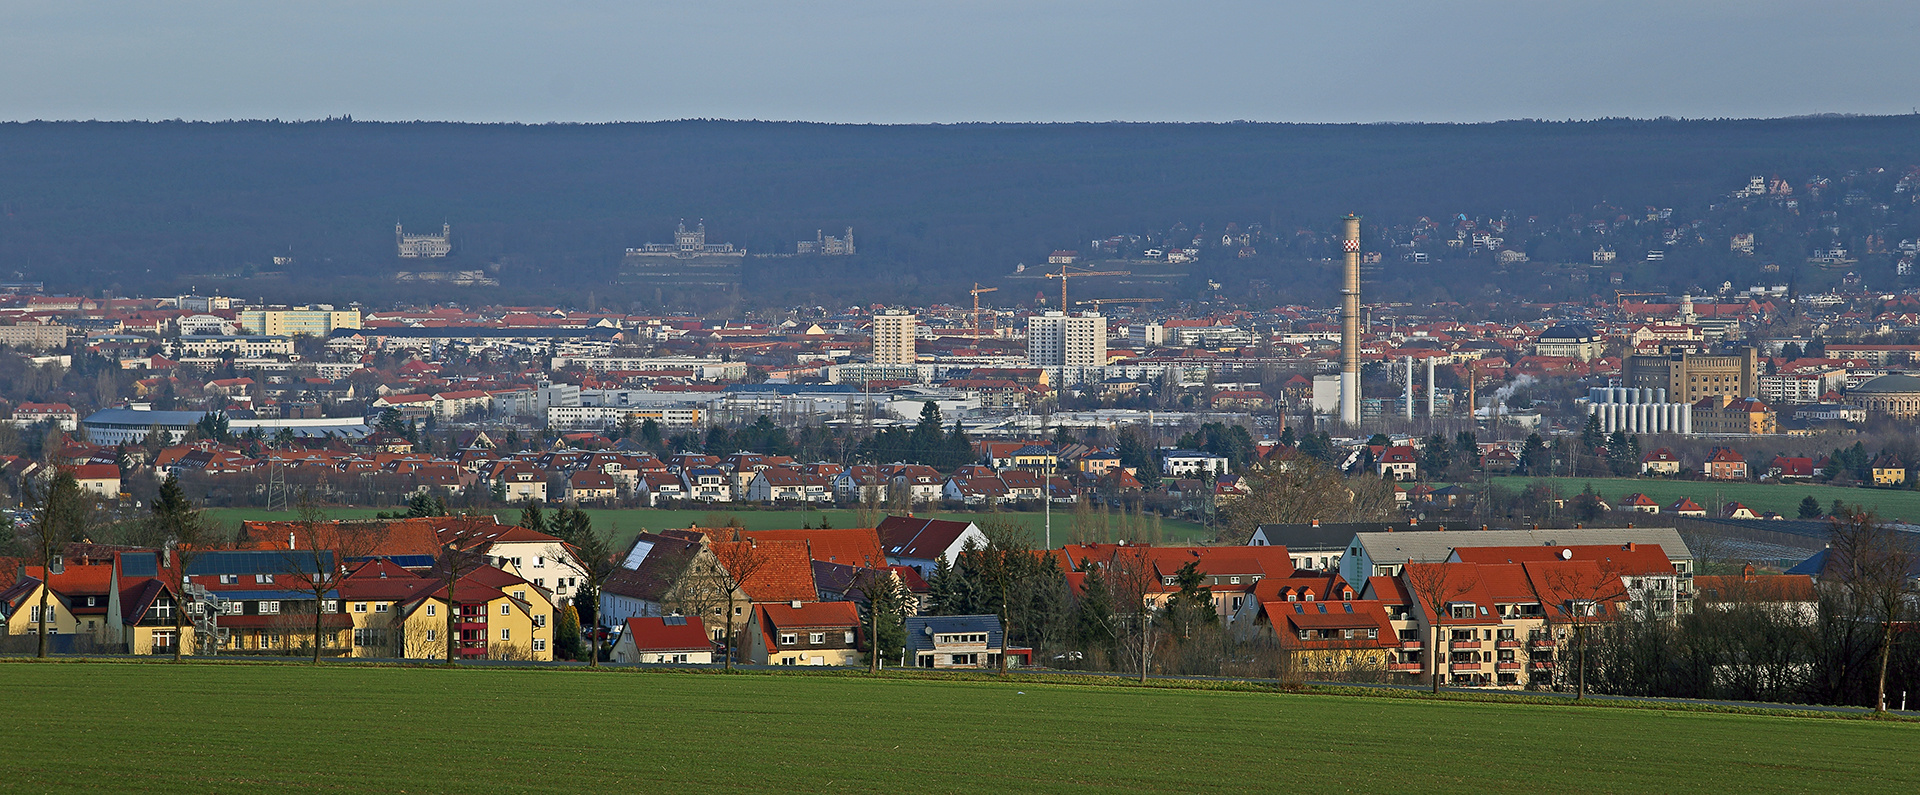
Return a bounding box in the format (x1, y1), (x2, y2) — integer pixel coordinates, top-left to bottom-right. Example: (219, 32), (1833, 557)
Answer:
(618, 221), (746, 292)
(396, 224), (452, 258)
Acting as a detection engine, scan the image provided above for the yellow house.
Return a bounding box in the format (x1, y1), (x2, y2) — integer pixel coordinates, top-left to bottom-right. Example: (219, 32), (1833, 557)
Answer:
(337, 559), (440, 658)
(396, 565), (554, 661)
(1872, 455), (1907, 486)
(0, 577), (79, 648)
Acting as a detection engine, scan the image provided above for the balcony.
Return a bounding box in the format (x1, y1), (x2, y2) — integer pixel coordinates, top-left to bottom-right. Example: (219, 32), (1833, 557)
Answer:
(1529, 638), (1556, 649)
(1530, 660), (1554, 671)
(1495, 661), (1522, 671)
(1495, 639), (1523, 649)
(1399, 640), (1423, 651)
(1450, 640), (1483, 651)
(1449, 663), (1482, 673)
(1387, 662), (1423, 672)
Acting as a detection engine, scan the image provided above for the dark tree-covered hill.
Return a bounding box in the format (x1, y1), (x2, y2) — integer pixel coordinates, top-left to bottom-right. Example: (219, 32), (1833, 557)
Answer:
(2, 116), (1918, 309)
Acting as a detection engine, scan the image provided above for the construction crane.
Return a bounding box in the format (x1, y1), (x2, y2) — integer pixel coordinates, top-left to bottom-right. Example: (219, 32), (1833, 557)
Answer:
(1075, 298), (1163, 312)
(969, 283), (999, 342)
(1043, 264), (1130, 309)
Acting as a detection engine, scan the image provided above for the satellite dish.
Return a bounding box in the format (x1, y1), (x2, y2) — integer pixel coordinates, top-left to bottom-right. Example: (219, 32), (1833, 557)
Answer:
(1560, 548), (1573, 560)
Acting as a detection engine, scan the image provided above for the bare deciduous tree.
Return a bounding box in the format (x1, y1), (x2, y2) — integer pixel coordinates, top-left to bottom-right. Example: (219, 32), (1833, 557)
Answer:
(706, 535), (770, 671)
(1826, 511), (1919, 713)
(1218, 456), (1396, 544)
(278, 493), (389, 663)
(1403, 559), (1478, 693)
(1102, 545), (1158, 683)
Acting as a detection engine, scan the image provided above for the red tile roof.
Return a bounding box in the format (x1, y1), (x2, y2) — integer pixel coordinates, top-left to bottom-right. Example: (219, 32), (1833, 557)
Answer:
(620, 616), (712, 652)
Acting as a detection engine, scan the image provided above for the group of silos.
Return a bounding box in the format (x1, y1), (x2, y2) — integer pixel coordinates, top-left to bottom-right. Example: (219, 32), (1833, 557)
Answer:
(1586, 387), (1691, 434)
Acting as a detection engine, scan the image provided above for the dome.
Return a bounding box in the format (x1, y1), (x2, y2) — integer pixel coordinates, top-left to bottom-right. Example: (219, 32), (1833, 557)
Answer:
(1851, 374), (1920, 394)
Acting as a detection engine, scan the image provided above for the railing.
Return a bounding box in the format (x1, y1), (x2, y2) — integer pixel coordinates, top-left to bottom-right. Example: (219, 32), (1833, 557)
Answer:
(1529, 638), (1556, 649)
(1449, 663), (1482, 673)
(1450, 640), (1483, 650)
(1495, 639), (1523, 648)
(1530, 660), (1554, 670)
(1399, 640), (1423, 650)
(1495, 661), (1522, 671)
(1387, 663), (1423, 672)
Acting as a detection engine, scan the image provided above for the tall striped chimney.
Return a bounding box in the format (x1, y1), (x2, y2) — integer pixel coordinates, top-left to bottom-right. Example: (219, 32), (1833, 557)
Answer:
(1341, 215), (1362, 426)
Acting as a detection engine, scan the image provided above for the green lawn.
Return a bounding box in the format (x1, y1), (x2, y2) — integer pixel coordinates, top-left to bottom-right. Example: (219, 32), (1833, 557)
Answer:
(0, 663), (1912, 793)
(1493, 476), (1920, 522)
(203, 506), (1214, 549)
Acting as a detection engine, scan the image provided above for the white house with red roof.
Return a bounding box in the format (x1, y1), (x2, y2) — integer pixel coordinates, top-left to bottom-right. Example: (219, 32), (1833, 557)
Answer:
(1621, 493), (1661, 513)
(1639, 448), (1682, 476)
(877, 515), (988, 576)
(1667, 498), (1707, 517)
(11, 402), (78, 431)
(610, 616), (713, 664)
(1376, 445), (1419, 481)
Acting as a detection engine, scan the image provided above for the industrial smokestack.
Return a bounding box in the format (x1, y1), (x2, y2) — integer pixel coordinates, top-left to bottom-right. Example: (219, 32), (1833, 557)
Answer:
(1404, 356), (1414, 421)
(1340, 215), (1362, 426)
(1425, 356), (1436, 418)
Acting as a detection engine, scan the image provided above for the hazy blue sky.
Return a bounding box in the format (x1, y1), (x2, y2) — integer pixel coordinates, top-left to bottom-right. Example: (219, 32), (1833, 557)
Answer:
(3, 1), (1915, 123)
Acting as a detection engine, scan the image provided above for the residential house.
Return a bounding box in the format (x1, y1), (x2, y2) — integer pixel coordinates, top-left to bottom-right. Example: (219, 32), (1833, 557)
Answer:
(747, 467), (831, 503)
(1872, 454), (1907, 486)
(394, 563), (555, 661)
(1621, 493), (1661, 513)
(1667, 498), (1707, 517)
(1702, 447), (1747, 480)
(877, 516), (989, 577)
(889, 465), (946, 505)
(610, 615), (713, 664)
(682, 467), (732, 502)
(65, 463), (121, 499)
(1376, 445), (1418, 481)
(904, 614), (1027, 668)
(745, 600), (863, 666)
(566, 470), (622, 504)
(1161, 449), (1231, 478)
(1640, 448), (1682, 476)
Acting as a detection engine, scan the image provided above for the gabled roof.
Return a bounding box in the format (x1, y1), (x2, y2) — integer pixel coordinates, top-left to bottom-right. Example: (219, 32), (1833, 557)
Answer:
(601, 532), (702, 603)
(619, 616), (712, 653)
(740, 528), (887, 568)
(756, 600), (858, 631)
(713, 539), (816, 603)
(876, 515), (980, 561)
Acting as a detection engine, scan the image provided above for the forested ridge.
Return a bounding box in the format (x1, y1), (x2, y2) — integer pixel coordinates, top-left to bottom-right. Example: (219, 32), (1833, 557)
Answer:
(3, 116), (1919, 308)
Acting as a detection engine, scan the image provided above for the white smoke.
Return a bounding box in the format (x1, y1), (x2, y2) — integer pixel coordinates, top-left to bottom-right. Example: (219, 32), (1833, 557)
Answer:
(1492, 374), (1538, 411)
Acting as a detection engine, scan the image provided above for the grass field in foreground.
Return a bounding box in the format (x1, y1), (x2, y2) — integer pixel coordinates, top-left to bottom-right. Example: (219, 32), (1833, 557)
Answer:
(203, 506), (1214, 548)
(1493, 476), (1920, 522)
(0, 664), (1912, 793)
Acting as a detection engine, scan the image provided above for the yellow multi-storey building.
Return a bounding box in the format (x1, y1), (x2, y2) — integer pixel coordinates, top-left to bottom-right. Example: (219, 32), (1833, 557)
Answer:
(396, 566), (554, 662)
(237, 308), (362, 337)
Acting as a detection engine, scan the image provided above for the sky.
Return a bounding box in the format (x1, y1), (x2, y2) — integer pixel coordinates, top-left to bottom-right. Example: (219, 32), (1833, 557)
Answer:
(2, 1), (1916, 124)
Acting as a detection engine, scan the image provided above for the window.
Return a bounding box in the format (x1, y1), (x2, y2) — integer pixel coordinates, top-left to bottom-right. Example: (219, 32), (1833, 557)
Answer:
(534, 556), (545, 568)
(222, 602), (243, 616)
(1229, 576), (1241, 585)
(426, 630), (438, 642)
(533, 614), (547, 628)
(534, 578), (545, 587)
(500, 604), (511, 616)
(354, 602), (368, 613)
(374, 603), (389, 613)
(219, 574), (238, 585)
(514, 590), (526, 601)
(512, 557), (522, 568)
(1299, 629), (1311, 640)
(323, 600), (338, 614)
(779, 633), (798, 645)
(499, 628), (511, 641)
(260, 601), (280, 615)
(1368, 628), (1378, 639)
(1304, 593), (1315, 601)
(533, 639), (547, 652)
(843, 631), (855, 644)
(809, 632), (825, 644)
(255, 574), (273, 584)
(427, 605), (437, 617)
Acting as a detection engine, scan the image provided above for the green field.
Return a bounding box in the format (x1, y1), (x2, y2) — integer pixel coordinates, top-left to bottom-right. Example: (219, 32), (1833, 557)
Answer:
(1494, 476), (1920, 522)
(204, 506), (1214, 549)
(0, 663), (1912, 792)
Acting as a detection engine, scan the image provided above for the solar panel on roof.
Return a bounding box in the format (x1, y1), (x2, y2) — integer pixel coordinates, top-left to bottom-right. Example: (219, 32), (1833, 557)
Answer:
(663, 616), (686, 626)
